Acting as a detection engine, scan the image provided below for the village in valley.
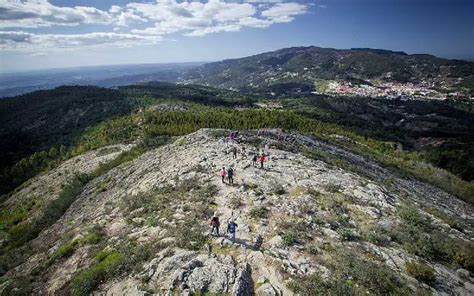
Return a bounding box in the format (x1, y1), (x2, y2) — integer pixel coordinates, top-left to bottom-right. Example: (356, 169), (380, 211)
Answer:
(312, 79), (470, 100)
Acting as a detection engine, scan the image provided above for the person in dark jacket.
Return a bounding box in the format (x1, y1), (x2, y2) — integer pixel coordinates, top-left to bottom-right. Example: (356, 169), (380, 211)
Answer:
(227, 167), (234, 185)
(210, 215), (220, 236)
(227, 220), (238, 240)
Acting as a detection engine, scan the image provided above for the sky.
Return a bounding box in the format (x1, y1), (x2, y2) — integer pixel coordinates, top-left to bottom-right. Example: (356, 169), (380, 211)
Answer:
(0, 0), (473, 73)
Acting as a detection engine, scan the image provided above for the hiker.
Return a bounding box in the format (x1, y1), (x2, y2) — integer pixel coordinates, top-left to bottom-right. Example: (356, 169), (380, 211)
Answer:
(259, 154), (265, 169)
(252, 154), (258, 167)
(227, 167), (234, 185)
(232, 146), (237, 159)
(220, 167), (227, 183)
(253, 234), (263, 250)
(241, 147), (247, 159)
(227, 219), (238, 241)
(210, 215), (220, 236)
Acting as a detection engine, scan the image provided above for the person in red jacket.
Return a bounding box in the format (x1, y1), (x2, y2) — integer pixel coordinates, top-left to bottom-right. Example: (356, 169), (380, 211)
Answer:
(259, 154), (265, 169)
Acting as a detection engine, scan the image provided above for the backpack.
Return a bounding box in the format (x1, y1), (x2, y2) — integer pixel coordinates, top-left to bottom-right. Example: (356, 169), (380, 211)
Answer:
(211, 217), (220, 226)
(228, 222), (238, 233)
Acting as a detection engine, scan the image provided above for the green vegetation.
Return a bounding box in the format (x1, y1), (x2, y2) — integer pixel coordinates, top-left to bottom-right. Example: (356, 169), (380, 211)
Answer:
(70, 250), (124, 296)
(392, 205), (474, 272)
(249, 206), (269, 219)
(175, 218), (209, 251)
(77, 106), (472, 204)
(3, 174), (90, 253)
(424, 207), (463, 231)
(289, 249), (413, 295)
(122, 177), (216, 251)
(229, 197), (241, 209)
(405, 261), (436, 285)
(47, 225), (103, 267)
(281, 232), (297, 247)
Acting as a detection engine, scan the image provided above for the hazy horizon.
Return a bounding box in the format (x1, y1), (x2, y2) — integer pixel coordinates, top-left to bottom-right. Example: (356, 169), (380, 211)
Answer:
(2, 44), (473, 75)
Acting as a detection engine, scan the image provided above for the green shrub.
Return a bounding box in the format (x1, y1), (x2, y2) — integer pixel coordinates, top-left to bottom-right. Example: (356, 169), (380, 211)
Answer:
(48, 239), (80, 264)
(288, 273), (355, 296)
(175, 219), (208, 251)
(453, 245), (474, 273)
(281, 232), (297, 247)
(229, 197), (241, 209)
(398, 206), (432, 232)
(83, 226), (103, 245)
(363, 224), (391, 246)
(339, 228), (357, 241)
(249, 207), (268, 219)
(4, 175), (88, 251)
(424, 207), (463, 232)
(70, 251), (124, 296)
(271, 184), (286, 195)
(405, 261), (436, 285)
(325, 183), (342, 193)
(335, 251), (412, 295)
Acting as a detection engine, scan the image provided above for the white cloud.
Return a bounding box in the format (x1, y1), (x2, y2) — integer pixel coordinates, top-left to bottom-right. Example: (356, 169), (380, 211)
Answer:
(0, 1), (310, 50)
(129, 0), (309, 37)
(0, 0), (113, 28)
(116, 11), (148, 27)
(0, 30), (161, 50)
(261, 2), (308, 23)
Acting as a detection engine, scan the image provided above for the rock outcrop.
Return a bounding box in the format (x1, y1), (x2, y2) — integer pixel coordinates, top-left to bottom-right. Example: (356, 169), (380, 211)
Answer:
(1, 129), (473, 295)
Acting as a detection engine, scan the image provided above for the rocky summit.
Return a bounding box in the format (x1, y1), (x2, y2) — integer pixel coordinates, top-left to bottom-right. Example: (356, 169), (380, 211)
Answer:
(1, 129), (473, 295)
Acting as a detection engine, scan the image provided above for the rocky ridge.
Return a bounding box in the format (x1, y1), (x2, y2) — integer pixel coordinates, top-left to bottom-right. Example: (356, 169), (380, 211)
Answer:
(1, 129), (473, 295)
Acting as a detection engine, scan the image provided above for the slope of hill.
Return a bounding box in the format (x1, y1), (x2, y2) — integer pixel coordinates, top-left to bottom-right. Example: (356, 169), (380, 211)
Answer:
(0, 86), (133, 175)
(0, 129), (472, 295)
(183, 46), (474, 95)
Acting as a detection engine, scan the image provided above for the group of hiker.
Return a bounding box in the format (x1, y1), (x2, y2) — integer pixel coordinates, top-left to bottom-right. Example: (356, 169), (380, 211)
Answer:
(210, 215), (238, 240)
(220, 166), (234, 184)
(209, 131), (272, 244)
(220, 149), (267, 185)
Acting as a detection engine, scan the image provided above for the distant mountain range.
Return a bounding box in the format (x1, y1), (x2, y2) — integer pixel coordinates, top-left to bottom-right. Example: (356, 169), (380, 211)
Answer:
(182, 46), (474, 95)
(1, 46), (473, 98)
(0, 63), (201, 98)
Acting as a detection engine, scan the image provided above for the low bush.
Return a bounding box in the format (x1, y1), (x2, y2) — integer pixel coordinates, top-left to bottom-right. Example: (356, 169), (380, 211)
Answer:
(249, 207), (268, 219)
(325, 183), (342, 193)
(281, 232), (297, 247)
(405, 261), (436, 285)
(70, 250), (124, 296)
(290, 249), (413, 295)
(229, 197), (241, 209)
(288, 273), (355, 296)
(175, 219), (209, 251)
(338, 228), (357, 241)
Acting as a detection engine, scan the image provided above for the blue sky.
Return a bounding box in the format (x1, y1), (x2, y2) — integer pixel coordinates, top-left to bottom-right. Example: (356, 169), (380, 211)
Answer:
(0, 0), (473, 72)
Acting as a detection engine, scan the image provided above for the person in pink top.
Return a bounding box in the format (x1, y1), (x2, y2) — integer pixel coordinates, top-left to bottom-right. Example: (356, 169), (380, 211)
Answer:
(220, 167), (227, 183)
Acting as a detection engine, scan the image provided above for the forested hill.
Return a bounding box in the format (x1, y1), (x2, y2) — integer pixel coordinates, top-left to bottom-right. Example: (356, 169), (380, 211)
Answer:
(0, 86), (133, 169)
(183, 46), (474, 94)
